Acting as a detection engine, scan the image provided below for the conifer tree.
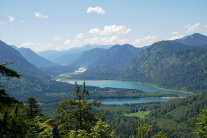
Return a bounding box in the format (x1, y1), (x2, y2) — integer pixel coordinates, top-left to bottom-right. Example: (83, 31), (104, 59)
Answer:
(27, 97), (42, 119)
(56, 81), (104, 136)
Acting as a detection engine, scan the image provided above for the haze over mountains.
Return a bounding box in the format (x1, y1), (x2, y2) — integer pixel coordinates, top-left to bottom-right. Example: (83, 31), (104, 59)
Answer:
(1, 33), (207, 102)
(0, 40), (76, 102)
(0, 40), (47, 79)
(14, 47), (56, 68)
(38, 44), (112, 65)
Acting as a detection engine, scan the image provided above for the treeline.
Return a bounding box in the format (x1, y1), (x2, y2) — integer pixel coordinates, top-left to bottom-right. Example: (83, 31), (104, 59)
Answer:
(144, 91), (207, 137)
(41, 92), (207, 137)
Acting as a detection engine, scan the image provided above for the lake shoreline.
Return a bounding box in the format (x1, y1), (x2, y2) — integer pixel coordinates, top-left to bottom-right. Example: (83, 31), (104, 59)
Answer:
(56, 78), (193, 95)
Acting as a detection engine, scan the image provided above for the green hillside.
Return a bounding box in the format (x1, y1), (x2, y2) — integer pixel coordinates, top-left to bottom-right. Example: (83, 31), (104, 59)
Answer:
(71, 44), (144, 79)
(126, 41), (207, 92)
(145, 91), (207, 137)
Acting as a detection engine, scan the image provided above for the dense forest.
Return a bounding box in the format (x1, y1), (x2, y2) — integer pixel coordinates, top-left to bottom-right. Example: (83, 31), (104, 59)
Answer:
(126, 41), (207, 92)
(41, 91), (207, 137)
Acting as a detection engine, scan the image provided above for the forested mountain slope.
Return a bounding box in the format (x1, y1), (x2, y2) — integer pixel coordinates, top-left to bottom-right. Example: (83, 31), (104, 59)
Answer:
(126, 41), (207, 92)
(72, 44), (144, 79)
(17, 47), (55, 68)
(146, 91), (207, 137)
(0, 40), (74, 102)
(70, 48), (107, 67)
(0, 40), (48, 79)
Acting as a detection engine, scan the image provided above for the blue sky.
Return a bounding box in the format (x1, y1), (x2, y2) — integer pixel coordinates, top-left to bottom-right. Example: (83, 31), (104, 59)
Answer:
(0, 0), (207, 51)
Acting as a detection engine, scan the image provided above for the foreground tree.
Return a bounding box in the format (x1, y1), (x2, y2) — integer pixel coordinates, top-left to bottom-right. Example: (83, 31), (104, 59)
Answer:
(137, 122), (167, 138)
(69, 119), (115, 138)
(26, 97), (42, 119)
(0, 63), (20, 79)
(194, 109), (207, 138)
(0, 63), (53, 137)
(56, 81), (110, 136)
(137, 122), (153, 138)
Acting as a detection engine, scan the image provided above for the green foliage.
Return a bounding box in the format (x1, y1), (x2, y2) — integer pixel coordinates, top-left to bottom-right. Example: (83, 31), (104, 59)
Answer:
(0, 61), (54, 137)
(194, 109), (207, 138)
(0, 96), (54, 138)
(136, 122), (153, 138)
(126, 41), (207, 92)
(56, 81), (104, 136)
(144, 92), (207, 137)
(26, 97), (42, 119)
(69, 120), (115, 138)
(25, 116), (54, 138)
(90, 119), (115, 138)
(123, 111), (150, 119)
(41, 102), (161, 137)
(153, 131), (167, 138)
(0, 63), (20, 78)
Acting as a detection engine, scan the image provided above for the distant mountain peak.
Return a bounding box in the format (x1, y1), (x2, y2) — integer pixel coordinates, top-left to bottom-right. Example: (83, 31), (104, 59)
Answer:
(174, 33), (207, 46)
(182, 33), (207, 40)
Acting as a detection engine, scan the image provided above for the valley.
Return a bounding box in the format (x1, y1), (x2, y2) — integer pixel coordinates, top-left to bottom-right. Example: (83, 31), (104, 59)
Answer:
(1, 31), (207, 137)
(1, 1), (207, 137)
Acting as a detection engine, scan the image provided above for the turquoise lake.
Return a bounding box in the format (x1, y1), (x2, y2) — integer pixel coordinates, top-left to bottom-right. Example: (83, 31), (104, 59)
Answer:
(59, 80), (192, 97)
(100, 98), (173, 105)
(56, 79), (193, 104)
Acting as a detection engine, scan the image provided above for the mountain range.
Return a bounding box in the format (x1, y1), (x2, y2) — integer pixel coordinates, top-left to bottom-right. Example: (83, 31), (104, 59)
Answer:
(72, 44), (145, 79)
(38, 44), (112, 65)
(13, 46), (56, 68)
(0, 40), (75, 102)
(1, 33), (207, 101)
(65, 33), (207, 92)
(126, 33), (207, 92)
(0, 41), (47, 79)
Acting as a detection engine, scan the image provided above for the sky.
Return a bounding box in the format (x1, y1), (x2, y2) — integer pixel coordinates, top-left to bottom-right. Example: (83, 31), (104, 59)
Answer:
(0, 0), (207, 52)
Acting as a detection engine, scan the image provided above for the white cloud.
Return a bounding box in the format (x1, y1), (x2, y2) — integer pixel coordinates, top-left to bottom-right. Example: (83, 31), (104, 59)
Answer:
(87, 6), (105, 15)
(169, 35), (184, 40)
(21, 42), (35, 47)
(84, 35), (129, 45)
(8, 16), (15, 22)
(89, 25), (131, 35)
(185, 23), (200, 33)
(169, 32), (183, 40)
(34, 12), (48, 19)
(132, 36), (157, 47)
(64, 39), (71, 45)
(60, 35), (130, 49)
(205, 24), (207, 28)
(76, 33), (84, 39)
(20, 42), (57, 52)
(54, 35), (63, 41)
